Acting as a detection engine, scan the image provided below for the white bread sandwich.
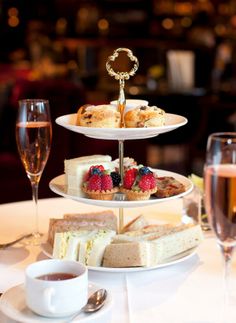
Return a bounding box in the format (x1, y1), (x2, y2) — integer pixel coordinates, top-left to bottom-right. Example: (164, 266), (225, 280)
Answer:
(79, 229), (116, 266)
(103, 224), (203, 267)
(47, 210), (117, 246)
(53, 230), (92, 260)
(53, 229), (116, 267)
(64, 154), (114, 196)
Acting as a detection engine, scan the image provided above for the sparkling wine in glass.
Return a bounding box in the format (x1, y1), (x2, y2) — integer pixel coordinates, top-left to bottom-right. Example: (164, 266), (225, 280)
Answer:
(204, 132), (236, 321)
(16, 99), (52, 245)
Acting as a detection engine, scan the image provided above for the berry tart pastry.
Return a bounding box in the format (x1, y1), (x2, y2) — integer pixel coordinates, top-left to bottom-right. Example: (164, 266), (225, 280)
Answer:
(121, 166), (157, 200)
(82, 165), (120, 200)
(155, 176), (185, 198)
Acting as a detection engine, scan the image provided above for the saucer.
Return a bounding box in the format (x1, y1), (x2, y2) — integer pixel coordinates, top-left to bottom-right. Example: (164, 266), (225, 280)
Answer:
(0, 282), (112, 323)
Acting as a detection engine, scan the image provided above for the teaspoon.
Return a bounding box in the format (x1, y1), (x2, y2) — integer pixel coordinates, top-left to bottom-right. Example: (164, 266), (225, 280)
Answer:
(67, 288), (107, 322)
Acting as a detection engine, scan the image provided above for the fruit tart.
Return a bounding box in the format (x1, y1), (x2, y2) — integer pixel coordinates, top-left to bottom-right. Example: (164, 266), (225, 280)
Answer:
(121, 166), (157, 200)
(82, 165), (120, 200)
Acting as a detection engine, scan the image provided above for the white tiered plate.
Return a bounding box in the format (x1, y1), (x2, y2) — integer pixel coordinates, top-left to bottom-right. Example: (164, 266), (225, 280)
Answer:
(55, 113), (187, 140)
(0, 282), (112, 323)
(41, 242), (197, 273)
(49, 169), (193, 208)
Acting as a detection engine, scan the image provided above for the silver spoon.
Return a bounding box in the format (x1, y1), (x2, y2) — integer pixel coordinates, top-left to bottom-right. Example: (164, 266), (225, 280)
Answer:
(67, 288), (107, 322)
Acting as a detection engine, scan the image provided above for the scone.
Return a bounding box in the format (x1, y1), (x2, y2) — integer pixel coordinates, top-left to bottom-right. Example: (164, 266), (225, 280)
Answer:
(124, 105), (165, 128)
(121, 166), (157, 201)
(77, 104), (121, 128)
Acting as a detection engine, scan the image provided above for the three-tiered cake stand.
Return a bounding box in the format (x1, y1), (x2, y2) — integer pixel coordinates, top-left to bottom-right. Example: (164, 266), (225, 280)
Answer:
(49, 48), (193, 233)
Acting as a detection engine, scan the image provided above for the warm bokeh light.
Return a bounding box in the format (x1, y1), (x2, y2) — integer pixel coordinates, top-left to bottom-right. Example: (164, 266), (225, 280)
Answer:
(129, 86), (140, 95)
(8, 16), (19, 27)
(8, 7), (19, 17)
(174, 2), (192, 15)
(78, 7), (89, 20)
(162, 18), (174, 30)
(231, 15), (236, 28)
(67, 60), (78, 70)
(181, 17), (192, 28)
(218, 3), (230, 16)
(215, 24), (227, 36)
(98, 19), (109, 31)
(55, 18), (67, 35)
(196, 0), (214, 13)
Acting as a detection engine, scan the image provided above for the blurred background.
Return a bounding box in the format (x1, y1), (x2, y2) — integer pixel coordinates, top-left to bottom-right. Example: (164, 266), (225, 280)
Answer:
(0, 0), (236, 203)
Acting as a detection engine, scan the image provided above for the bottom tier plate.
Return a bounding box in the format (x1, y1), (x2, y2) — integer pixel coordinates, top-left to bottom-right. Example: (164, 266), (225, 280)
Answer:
(41, 242), (197, 273)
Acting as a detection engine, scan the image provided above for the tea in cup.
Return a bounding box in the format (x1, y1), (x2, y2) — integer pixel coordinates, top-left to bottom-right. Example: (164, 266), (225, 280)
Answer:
(25, 259), (88, 317)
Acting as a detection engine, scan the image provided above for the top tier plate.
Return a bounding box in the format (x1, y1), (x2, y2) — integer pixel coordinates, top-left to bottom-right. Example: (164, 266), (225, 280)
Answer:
(56, 113), (187, 140)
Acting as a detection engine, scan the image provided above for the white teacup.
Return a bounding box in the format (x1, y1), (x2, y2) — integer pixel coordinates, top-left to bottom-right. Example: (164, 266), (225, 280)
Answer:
(25, 259), (88, 318)
(110, 99), (148, 112)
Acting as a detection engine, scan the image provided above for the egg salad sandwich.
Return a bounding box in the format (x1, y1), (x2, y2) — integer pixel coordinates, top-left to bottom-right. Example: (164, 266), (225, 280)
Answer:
(53, 230), (93, 260)
(53, 229), (116, 267)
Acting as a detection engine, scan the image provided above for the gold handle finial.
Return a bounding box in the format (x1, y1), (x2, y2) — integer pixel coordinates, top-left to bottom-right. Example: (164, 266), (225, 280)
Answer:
(106, 48), (139, 127)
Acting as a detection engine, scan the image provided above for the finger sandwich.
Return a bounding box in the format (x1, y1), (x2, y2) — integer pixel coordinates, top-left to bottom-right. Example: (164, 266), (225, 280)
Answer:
(53, 229), (116, 267)
(103, 224), (203, 267)
(47, 210), (117, 246)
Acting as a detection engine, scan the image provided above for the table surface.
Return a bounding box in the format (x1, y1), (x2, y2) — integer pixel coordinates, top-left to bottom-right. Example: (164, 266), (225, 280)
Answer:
(0, 197), (236, 323)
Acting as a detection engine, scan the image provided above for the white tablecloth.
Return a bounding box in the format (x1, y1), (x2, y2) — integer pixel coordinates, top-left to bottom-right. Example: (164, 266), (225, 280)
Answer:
(0, 197), (236, 323)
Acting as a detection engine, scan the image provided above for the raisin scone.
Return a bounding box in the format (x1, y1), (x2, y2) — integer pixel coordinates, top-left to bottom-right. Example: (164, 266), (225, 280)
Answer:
(155, 176), (185, 198)
(124, 105), (165, 128)
(77, 104), (121, 128)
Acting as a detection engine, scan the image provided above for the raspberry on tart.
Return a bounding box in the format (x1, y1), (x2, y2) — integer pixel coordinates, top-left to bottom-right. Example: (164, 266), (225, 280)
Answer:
(82, 166), (119, 200)
(121, 166), (157, 201)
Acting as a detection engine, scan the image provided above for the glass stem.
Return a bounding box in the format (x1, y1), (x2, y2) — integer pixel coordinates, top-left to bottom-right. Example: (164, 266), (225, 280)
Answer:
(220, 244), (234, 323)
(31, 181), (40, 238)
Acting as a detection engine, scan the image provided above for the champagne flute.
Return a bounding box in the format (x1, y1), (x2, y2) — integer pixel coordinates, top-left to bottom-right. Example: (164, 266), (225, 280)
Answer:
(16, 99), (52, 245)
(204, 132), (236, 321)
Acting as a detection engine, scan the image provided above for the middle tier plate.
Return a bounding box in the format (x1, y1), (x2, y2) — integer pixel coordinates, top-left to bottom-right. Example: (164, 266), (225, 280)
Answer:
(49, 169), (193, 208)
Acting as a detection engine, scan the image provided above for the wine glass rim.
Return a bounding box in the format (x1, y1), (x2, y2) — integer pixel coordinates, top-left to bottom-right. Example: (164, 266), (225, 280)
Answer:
(209, 132), (236, 139)
(19, 99), (49, 104)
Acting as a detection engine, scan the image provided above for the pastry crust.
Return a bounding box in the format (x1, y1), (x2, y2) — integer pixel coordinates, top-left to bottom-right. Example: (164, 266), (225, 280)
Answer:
(82, 186), (119, 200)
(77, 104), (121, 128)
(124, 105), (165, 128)
(155, 176), (185, 198)
(121, 187), (157, 201)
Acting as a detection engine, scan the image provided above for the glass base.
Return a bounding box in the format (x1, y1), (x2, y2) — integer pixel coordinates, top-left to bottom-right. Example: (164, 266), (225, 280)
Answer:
(24, 232), (43, 246)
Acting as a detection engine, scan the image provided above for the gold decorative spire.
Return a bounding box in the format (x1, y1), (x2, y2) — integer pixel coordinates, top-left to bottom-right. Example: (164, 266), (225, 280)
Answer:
(106, 48), (139, 127)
